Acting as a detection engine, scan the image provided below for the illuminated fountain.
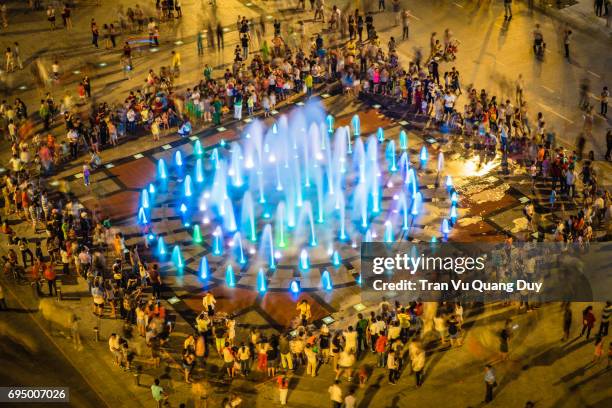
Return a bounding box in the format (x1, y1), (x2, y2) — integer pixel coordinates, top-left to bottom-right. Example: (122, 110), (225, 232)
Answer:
(140, 101), (468, 293)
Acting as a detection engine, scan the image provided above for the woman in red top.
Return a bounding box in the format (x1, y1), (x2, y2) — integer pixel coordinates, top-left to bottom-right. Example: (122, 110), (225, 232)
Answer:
(581, 306), (596, 340)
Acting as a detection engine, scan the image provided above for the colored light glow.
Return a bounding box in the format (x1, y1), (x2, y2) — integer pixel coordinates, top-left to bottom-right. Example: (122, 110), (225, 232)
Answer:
(225, 264), (235, 287)
(321, 270), (333, 291)
(257, 268), (267, 293)
(199, 256), (209, 279)
(157, 237), (166, 255)
(332, 250), (342, 267)
(193, 224), (202, 243)
(420, 146), (428, 164)
(299, 249), (310, 271)
(289, 280), (300, 294)
(172, 245), (184, 269)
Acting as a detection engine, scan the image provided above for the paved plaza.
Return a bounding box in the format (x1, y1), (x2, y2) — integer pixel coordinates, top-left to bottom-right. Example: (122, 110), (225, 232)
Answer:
(0, 1), (611, 408)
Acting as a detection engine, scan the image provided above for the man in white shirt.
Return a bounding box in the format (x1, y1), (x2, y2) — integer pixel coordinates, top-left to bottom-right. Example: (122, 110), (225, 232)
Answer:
(108, 333), (121, 365)
(328, 380), (342, 408)
(443, 90), (456, 121)
(344, 389), (356, 408)
(343, 326), (358, 353)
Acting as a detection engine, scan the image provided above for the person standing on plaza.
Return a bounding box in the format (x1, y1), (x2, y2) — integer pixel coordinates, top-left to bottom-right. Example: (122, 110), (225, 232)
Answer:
(580, 305), (596, 340)
(216, 22), (224, 50)
(387, 349), (399, 385)
(328, 380), (342, 408)
(62, 3), (72, 30)
(277, 375), (289, 406)
(237, 342), (250, 376)
(47, 5), (56, 29)
(500, 319), (511, 360)
(91, 19), (99, 48)
(151, 378), (168, 408)
(197, 30), (204, 56)
(43, 261), (57, 296)
(504, 0), (513, 20)
(305, 343), (318, 377)
(279, 333), (293, 371)
(563, 29), (572, 59)
(296, 299), (311, 326)
(562, 303), (572, 341)
(4, 47), (14, 73)
(149, 263), (162, 298)
(401, 9), (410, 40)
(411, 344), (426, 387)
(484, 364), (497, 403)
(601, 86), (609, 117)
(148, 18), (159, 47)
(202, 291), (216, 316)
(12, 42), (23, 70)
(0, 283), (6, 310)
(598, 301), (611, 337)
(171, 50), (181, 76)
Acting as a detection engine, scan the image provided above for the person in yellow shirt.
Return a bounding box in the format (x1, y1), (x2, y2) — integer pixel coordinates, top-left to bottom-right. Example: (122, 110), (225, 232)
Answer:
(296, 299), (311, 326)
(171, 50), (181, 75)
(304, 73), (313, 98)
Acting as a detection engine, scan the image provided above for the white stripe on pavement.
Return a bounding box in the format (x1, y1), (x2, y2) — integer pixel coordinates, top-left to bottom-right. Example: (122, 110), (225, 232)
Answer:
(453, 2), (464, 8)
(537, 102), (574, 124)
(540, 85), (554, 93)
(587, 70), (601, 78)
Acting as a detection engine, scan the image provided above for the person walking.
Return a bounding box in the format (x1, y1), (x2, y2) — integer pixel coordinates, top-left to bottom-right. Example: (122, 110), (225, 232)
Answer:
(151, 378), (168, 408)
(605, 129), (612, 161)
(47, 6), (56, 29)
(598, 301), (611, 337)
(601, 86), (609, 117)
(13, 42), (23, 70)
(328, 380), (342, 408)
(580, 305), (596, 340)
(43, 262), (57, 296)
(504, 0), (513, 20)
(216, 23), (224, 49)
(563, 29), (572, 59)
(387, 349), (398, 385)
(401, 9), (410, 40)
(277, 375), (289, 406)
(411, 346), (425, 387)
(91, 19), (99, 48)
(0, 283), (7, 310)
(562, 303), (572, 341)
(197, 31), (204, 56)
(484, 365), (497, 403)
(4, 47), (14, 73)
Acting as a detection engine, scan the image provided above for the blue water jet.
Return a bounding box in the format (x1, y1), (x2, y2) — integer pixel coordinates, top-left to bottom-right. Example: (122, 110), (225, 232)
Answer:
(225, 264), (235, 287)
(184, 175), (193, 197)
(399, 130), (408, 150)
(299, 249), (310, 271)
(199, 256), (209, 279)
(321, 270), (333, 291)
(194, 139), (203, 155)
(158, 159), (168, 180)
(172, 245), (184, 270)
(289, 280), (300, 294)
(257, 268), (267, 293)
(157, 236), (166, 256)
(332, 250), (342, 268)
